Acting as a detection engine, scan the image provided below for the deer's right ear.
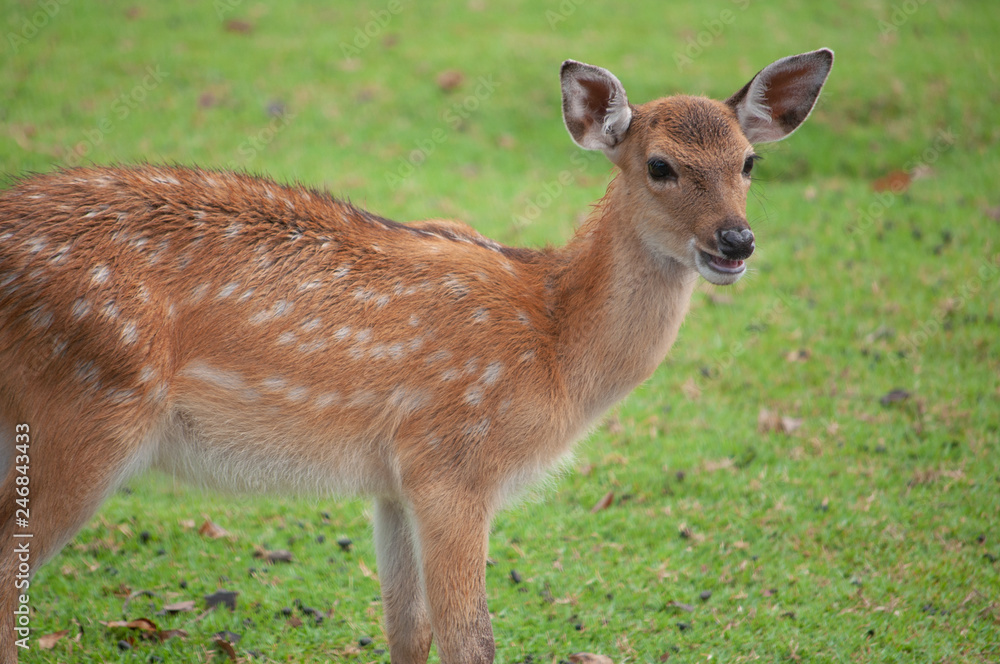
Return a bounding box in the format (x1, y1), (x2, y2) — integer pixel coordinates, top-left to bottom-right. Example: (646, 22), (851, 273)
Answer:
(561, 60), (633, 153)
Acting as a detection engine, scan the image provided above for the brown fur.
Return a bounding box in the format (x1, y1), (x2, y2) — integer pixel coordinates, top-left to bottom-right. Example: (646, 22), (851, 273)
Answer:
(0, 51), (830, 662)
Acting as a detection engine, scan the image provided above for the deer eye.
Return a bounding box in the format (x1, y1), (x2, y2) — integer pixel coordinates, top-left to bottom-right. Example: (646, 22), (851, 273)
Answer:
(647, 159), (678, 181)
(742, 154), (759, 177)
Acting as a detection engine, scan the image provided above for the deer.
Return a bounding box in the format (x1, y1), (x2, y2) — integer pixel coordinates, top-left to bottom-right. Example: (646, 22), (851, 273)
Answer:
(0, 49), (832, 662)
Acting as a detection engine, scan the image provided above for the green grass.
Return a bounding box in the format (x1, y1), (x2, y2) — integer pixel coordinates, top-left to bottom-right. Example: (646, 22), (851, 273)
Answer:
(3, 0), (999, 661)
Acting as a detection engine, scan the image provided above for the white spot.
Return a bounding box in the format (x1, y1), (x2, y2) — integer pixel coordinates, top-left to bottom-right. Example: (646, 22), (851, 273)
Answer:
(517, 311), (532, 326)
(425, 349), (452, 364)
(464, 384), (484, 406)
(277, 330), (297, 345)
(101, 300), (120, 321)
(334, 326), (352, 341)
(312, 392), (340, 409)
(75, 360), (100, 385)
(218, 282), (240, 299)
(389, 386), (429, 415)
(518, 349), (536, 363)
(149, 382), (169, 403)
(299, 280), (322, 292)
(298, 339), (326, 353)
(27, 238), (47, 254)
(151, 175), (180, 185)
(407, 335), (427, 353)
(348, 390), (375, 408)
(472, 307), (489, 323)
(139, 366), (158, 383)
(71, 298), (91, 319)
(370, 344), (388, 360)
(107, 387), (137, 404)
(224, 222), (243, 238)
(29, 308), (53, 330)
(333, 264), (352, 279)
(50, 337), (68, 357)
(463, 357), (480, 376)
(300, 317), (323, 332)
(441, 368), (461, 382)
(354, 328), (372, 343)
(130, 236), (148, 250)
(136, 284), (151, 303)
(262, 376), (288, 391)
(285, 385), (309, 402)
(443, 275), (470, 297)
(387, 343), (405, 360)
(464, 418), (491, 439)
(50, 243), (72, 264)
(482, 361), (503, 386)
(91, 264), (111, 285)
(179, 362), (253, 396)
(120, 320), (139, 345)
(375, 294), (390, 307)
(426, 434), (442, 447)
(189, 283), (210, 303)
(239, 288), (256, 302)
(408, 313), (420, 327)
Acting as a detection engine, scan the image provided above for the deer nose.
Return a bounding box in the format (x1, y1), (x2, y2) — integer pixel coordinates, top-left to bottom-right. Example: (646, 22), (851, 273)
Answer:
(717, 227), (755, 261)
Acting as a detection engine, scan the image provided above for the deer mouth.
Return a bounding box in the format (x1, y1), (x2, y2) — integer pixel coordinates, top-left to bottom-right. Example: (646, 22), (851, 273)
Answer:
(695, 249), (747, 284)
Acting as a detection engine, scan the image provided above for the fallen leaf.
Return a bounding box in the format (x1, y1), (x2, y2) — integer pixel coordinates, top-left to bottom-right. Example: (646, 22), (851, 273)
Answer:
(213, 636), (238, 660)
(779, 416), (804, 434)
(38, 629), (70, 650)
(758, 409), (803, 434)
(286, 615), (303, 628)
(198, 519), (229, 539)
(224, 19), (253, 34)
(569, 654), (615, 664)
(101, 618), (157, 632)
(254, 546), (294, 564)
(155, 629), (188, 642)
(161, 600), (196, 614)
(871, 170), (911, 193)
(591, 490), (615, 513)
(785, 348), (811, 362)
(358, 559), (377, 580)
(436, 69), (465, 92)
(880, 388), (911, 406)
(204, 589), (239, 611)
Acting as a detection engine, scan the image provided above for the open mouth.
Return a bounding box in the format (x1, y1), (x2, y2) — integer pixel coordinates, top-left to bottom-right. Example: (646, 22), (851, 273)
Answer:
(700, 251), (746, 275)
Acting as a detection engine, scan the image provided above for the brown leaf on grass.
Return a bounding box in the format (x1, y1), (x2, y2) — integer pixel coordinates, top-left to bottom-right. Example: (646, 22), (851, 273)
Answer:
(358, 559), (378, 581)
(253, 545), (294, 564)
(436, 69), (465, 92)
(758, 409), (803, 434)
(38, 629), (70, 649)
(879, 388), (911, 406)
(213, 636), (238, 660)
(871, 170), (911, 193)
(198, 519), (229, 539)
(223, 19), (253, 34)
(286, 615), (304, 628)
(204, 589), (239, 611)
(569, 654), (615, 664)
(785, 348), (811, 362)
(161, 600), (196, 614)
(101, 618), (157, 632)
(591, 490), (615, 513)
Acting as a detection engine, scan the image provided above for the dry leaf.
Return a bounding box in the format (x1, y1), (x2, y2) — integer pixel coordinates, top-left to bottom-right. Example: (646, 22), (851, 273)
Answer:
(359, 559), (378, 580)
(198, 519), (229, 539)
(161, 600), (196, 613)
(880, 388), (911, 406)
(204, 589), (239, 611)
(101, 618), (157, 632)
(570, 654), (615, 664)
(38, 629), (70, 649)
(286, 615), (303, 628)
(758, 409), (803, 434)
(591, 490), (615, 513)
(436, 70), (465, 92)
(254, 546), (294, 564)
(213, 636), (238, 660)
(785, 348), (811, 362)
(779, 416), (804, 434)
(871, 170), (911, 193)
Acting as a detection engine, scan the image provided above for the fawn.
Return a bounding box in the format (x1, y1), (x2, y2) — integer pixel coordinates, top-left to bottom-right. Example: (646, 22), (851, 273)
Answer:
(0, 50), (832, 662)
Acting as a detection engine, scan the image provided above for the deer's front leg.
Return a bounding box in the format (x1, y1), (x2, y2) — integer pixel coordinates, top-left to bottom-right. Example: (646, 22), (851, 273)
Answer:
(413, 490), (495, 664)
(374, 497), (433, 663)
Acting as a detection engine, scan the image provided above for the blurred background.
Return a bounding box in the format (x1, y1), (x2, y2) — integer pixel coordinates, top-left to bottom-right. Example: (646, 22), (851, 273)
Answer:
(3, 1), (999, 662)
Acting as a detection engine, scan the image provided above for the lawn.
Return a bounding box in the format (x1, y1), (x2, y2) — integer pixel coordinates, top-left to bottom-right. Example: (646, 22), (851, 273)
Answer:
(2, 0), (998, 662)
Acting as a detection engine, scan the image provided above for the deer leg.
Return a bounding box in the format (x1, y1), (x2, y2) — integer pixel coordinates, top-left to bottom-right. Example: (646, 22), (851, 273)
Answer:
(412, 491), (494, 664)
(374, 496), (432, 663)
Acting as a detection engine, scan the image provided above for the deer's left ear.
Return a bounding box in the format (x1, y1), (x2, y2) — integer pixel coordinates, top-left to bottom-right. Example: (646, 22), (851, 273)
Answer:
(726, 48), (833, 144)
(560, 60), (633, 155)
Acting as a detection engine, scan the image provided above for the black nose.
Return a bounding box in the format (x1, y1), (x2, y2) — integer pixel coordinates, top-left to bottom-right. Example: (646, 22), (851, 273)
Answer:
(717, 227), (755, 260)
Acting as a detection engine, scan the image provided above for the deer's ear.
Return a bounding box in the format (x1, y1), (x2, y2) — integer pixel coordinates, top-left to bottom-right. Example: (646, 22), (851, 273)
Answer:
(561, 60), (633, 153)
(726, 48), (833, 144)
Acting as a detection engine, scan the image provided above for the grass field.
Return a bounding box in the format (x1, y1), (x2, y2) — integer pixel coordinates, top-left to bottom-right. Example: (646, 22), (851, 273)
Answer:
(2, 0), (999, 662)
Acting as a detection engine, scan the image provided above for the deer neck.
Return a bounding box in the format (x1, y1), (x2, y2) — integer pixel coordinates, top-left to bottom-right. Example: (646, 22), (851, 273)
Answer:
(551, 175), (699, 422)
